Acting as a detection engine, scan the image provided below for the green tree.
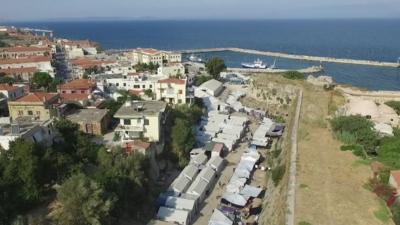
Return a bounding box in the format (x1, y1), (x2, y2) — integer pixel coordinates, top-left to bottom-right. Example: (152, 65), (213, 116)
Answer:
(0, 76), (15, 84)
(194, 75), (212, 86)
(205, 57), (226, 79)
(171, 118), (196, 167)
(94, 148), (150, 217)
(48, 173), (115, 225)
(144, 89), (154, 98)
(32, 72), (53, 91)
(385, 101), (400, 115)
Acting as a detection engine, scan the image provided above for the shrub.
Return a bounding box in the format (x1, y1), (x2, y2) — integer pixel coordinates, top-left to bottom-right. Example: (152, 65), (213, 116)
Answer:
(271, 165), (286, 186)
(283, 71), (305, 80)
(385, 101), (400, 115)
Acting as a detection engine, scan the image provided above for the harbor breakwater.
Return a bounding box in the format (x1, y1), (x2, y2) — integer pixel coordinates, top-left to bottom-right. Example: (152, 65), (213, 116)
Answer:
(177, 47), (400, 68)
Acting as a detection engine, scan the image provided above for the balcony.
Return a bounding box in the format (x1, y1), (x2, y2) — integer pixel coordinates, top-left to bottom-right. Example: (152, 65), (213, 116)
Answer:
(115, 124), (144, 132)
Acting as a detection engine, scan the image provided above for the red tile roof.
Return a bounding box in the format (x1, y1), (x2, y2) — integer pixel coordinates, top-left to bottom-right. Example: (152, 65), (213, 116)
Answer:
(60, 93), (90, 102)
(138, 48), (160, 55)
(0, 46), (50, 53)
(158, 78), (186, 85)
(391, 170), (400, 186)
(58, 79), (95, 90)
(0, 67), (38, 74)
(0, 84), (19, 91)
(71, 58), (115, 69)
(0, 56), (51, 65)
(14, 92), (58, 103)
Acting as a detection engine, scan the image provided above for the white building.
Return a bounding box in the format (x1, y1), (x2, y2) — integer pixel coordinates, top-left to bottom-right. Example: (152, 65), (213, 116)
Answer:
(198, 79), (224, 97)
(0, 56), (55, 77)
(0, 119), (56, 150)
(155, 78), (188, 104)
(114, 101), (167, 142)
(131, 48), (182, 65)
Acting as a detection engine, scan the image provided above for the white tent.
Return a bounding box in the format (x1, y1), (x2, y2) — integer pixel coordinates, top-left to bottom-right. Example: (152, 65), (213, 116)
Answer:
(170, 175), (191, 194)
(207, 156), (225, 172)
(199, 166), (217, 183)
(221, 193), (249, 207)
(165, 196), (197, 213)
(208, 209), (233, 225)
(190, 153), (208, 166)
(182, 164), (200, 181)
(156, 207), (190, 225)
(240, 185), (263, 198)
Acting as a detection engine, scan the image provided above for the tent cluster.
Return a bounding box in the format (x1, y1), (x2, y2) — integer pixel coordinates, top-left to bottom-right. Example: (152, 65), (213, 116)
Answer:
(195, 112), (248, 151)
(251, 117), (285, 147)
(208, 149), (264, 225)
(153, 153), (225, 225)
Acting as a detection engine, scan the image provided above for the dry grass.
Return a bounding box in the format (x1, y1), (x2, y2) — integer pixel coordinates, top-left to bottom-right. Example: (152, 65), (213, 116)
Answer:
(294, 86), (394, 225)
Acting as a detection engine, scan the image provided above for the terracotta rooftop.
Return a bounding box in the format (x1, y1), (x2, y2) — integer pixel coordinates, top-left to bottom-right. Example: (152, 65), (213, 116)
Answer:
(124, 140), (151, 152)
(14, 92), (58, 103)
(71, 58), (115, 69)
(0, 67), (38, 74)
(60, 93), (90, 102)
(158, 78), (186, 85)
(136, 48), (160, 55)
(58, 79), (96, 90)
(0, 56), (51, 65)
(0, 84), (19, 91)
(0, 46), (50, 53)
(128, 89), (143, 96)
(391, 170), (400, 185)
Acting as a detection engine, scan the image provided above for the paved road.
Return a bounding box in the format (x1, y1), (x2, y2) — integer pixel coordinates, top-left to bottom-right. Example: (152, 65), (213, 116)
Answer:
(285, 90), (303, 225)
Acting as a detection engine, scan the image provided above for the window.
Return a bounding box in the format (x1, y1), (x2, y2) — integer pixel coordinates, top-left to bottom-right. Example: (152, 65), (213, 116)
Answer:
(178, 90), (183, 94)
(18, 110), (23, 116)
(134, 85), (140, 88)
(28, 110), (33, 116)
(142, 85), (145, 88)
(149, 85), (152, 88)
(124, 119), (131, 125)
(144, 119), (149, 125)
(123, 83), (126, 87)
(116, 83), (119, 87)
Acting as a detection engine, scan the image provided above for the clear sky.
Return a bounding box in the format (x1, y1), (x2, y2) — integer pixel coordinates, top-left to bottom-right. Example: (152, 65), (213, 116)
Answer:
(1, 0), (399, 21)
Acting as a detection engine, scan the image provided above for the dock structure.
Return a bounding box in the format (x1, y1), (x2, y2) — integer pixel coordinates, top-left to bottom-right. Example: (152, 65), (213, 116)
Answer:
(178, 47), (400, 68)
(226, 65), (323, 74)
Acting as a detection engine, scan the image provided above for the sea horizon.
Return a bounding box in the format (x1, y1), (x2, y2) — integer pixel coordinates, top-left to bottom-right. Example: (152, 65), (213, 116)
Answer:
(2, 19), (400, 90)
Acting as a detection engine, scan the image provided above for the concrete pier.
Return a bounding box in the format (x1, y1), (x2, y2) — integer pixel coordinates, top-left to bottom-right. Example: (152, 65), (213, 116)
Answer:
(227, 65), (323, 74)
(178, 47), (400, 68)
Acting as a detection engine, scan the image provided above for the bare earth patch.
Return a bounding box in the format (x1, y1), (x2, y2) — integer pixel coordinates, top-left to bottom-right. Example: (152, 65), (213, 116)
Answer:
(295, 87), (394, 225)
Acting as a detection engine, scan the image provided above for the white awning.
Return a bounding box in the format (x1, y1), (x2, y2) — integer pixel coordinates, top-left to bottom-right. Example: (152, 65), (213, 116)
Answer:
(208, 209), (233, 225)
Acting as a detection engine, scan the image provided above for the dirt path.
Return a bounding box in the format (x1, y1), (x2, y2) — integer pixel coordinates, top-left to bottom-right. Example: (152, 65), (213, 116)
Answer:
(294, 87), (394, 225)
(285, 90), (303, 225)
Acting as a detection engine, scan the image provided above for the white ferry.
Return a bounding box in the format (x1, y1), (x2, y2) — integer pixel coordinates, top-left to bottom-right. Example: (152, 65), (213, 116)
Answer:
(189, 54), (203, 63)
(241, 59), (268, 69)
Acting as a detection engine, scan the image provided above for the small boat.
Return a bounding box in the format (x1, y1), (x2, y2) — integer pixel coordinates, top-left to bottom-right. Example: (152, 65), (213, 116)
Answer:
(189, 54), (203, 63)
(241, 59), (267, 69)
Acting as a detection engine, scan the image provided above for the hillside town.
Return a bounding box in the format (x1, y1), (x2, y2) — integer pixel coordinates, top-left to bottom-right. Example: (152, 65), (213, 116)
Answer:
(0, 26), (291, 225)
(2, 23), (400, 225)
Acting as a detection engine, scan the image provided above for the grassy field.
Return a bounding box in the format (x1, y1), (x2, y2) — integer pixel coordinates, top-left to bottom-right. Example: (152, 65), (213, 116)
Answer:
(294, 83), (394, 225)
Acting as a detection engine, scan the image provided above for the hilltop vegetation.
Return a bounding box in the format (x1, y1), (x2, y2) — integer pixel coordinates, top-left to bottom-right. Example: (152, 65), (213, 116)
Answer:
(0, 119), (153, 225)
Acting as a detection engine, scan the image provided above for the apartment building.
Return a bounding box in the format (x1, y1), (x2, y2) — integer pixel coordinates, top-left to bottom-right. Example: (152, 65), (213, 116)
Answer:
(114, 101), (167, 142)
(155, 78), (187, 104)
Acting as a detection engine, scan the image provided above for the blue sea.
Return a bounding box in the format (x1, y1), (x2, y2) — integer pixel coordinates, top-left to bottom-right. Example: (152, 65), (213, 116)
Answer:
(4, 20), (400, 90)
